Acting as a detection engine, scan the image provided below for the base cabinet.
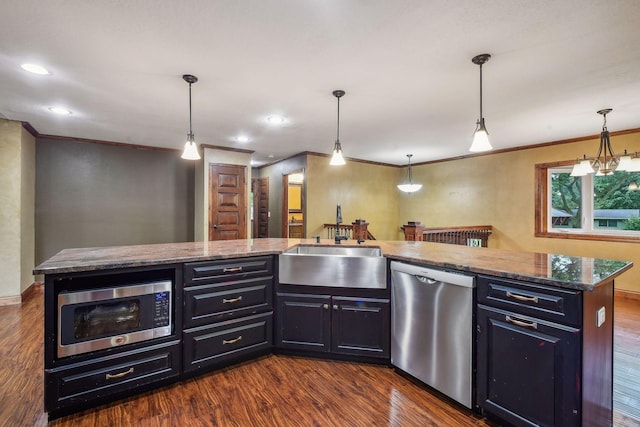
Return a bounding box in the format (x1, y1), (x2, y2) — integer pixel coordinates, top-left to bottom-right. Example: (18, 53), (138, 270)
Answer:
(476, 275), (614, 427)
(45, 340), (180, 416)
(183, 312), (272, 372)
(477, 305), (580, 426)
(183, 256), (274, 374)
(276, 292), (390, 359)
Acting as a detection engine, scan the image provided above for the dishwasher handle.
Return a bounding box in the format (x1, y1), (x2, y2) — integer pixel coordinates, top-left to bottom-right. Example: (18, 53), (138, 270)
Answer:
(415, 275), (438, 284)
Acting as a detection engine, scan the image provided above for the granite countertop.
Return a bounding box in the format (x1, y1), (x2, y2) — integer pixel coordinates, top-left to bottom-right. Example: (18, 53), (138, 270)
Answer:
(33, 238), (633, 291)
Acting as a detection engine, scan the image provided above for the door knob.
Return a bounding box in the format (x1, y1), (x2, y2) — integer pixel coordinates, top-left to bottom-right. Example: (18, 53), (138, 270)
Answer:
(213, 224), (219, 229)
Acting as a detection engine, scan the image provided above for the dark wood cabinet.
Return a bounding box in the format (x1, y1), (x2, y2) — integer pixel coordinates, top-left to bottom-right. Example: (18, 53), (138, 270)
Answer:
(46, 340), (180, 415)
(276, 292), (390, 359)
(183, 312), (272, 372)
(476, 275), (614, 427)
(183, 256), (274, 374)
(477, 305), (580, 426)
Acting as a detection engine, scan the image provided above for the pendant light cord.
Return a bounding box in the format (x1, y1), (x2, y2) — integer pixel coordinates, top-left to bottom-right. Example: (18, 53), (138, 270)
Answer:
(336, 96), (340, 142)
(188, 82), (193, 137)
(479, 63), (483, 119)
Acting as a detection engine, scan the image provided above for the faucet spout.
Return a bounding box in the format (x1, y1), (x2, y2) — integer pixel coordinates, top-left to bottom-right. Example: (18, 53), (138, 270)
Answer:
(335, 204), (348, 244)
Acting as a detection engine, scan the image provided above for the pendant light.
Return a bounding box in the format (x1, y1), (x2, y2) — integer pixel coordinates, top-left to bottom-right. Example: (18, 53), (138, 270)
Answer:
(397, 154), (423, 193)
(330, 90), (346, 165)
(181, 74), (201, 160)
(570, 108), (635, 176)
(469, 54), (493, 152)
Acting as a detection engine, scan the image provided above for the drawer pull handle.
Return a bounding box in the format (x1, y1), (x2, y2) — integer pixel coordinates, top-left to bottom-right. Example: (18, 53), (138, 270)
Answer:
(506, 315), (538, 330)
(105, 367), (134, 380)
(506, 291), (539, 304)
(223, 267), (243, 273)
(223, 336), (243, 345)
(223, 296), (243, 304)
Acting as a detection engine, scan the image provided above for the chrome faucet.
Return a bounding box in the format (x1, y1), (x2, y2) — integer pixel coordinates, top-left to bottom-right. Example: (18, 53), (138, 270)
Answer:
(335, 204), (348, 244)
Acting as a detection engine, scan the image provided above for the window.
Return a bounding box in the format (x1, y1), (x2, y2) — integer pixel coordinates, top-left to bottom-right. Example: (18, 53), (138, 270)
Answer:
(536, 162), (640, 242)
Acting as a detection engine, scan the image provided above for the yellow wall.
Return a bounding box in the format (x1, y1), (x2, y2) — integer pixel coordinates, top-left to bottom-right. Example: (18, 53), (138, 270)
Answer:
(401, 132), (640, 292)
(0, 119), (35, 299)
(305, 154), (402, 240)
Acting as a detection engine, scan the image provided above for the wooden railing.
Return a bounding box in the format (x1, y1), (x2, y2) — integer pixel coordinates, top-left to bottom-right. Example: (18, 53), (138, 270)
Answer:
(402, 222), (492, 247)
(323, 219), (376, 240)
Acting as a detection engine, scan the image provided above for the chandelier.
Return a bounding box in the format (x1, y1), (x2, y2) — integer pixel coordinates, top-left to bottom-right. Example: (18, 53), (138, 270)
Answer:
(571, 109), (640, 176)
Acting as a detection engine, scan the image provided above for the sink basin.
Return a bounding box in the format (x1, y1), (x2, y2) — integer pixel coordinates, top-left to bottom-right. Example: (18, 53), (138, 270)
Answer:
(279, 245), (387, 289)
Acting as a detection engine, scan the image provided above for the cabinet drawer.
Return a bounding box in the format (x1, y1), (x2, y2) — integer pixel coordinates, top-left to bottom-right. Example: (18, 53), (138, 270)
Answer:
(184, 256), (273, 285)
(45, 340), (180, 411)
(477, 275), (581, 326)
(184, 277), (273, 328)
(183, 312), (273, 373)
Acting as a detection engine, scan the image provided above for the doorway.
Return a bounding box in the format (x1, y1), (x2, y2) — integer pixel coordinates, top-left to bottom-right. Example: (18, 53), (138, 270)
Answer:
(282, 171), (305, 238)
(208, 163), (247, 240)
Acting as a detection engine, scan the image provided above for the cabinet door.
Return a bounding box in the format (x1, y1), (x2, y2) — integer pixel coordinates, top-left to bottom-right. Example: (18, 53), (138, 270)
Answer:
(276, 293), (330, 352)
(331, 296), (390, 358)
(477, 305), (581, 427)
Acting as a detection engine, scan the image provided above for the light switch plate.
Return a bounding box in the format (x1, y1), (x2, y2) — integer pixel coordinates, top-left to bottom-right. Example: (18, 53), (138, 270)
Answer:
(597, 306), (606, 328)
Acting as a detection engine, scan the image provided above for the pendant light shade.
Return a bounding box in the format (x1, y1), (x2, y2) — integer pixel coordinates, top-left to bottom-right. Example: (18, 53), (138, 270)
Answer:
(181, 74), (201, 160)
(469, 54), (493, 152)
(330, 90), (346, 166)
(397, 154), (422, 193)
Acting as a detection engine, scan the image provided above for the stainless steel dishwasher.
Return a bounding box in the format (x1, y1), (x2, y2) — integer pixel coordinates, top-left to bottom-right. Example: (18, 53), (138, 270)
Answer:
(390, 260), (475, 409)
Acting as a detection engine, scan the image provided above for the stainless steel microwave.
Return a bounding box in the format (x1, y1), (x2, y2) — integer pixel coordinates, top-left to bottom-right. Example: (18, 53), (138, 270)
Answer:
(57, 280), (172, 358)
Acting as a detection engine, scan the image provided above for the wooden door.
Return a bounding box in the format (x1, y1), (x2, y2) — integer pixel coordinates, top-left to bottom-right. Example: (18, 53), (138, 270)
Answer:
(209, 164), (247, 240)
(257, 177), (269, 238)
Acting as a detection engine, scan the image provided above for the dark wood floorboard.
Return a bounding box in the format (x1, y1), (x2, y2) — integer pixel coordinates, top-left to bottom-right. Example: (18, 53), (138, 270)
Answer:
(0, 287), (639, 426)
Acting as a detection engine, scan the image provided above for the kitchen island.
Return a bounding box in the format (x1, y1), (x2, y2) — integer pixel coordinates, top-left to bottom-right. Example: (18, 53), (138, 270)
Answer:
(35, 238), (632, 425)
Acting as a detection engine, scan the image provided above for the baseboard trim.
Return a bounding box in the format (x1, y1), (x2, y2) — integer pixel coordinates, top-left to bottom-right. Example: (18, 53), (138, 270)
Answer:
(0, 295), (21, 306)
(21, 282), (43, 300)
(0, 282), (43, 306)
(615, 289), (640, 302)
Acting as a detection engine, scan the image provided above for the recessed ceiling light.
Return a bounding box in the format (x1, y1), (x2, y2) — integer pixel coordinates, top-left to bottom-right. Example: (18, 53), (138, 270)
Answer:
(48, 106), (72, 115)
(21, 63), (50, 75)
(267, 115), (286, 124)
(268, 154), (274, 158)
(236, 135), (249, 143)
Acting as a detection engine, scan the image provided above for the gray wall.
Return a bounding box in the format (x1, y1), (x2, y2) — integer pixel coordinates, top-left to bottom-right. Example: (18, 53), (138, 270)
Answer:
(36, 138), (194, 264)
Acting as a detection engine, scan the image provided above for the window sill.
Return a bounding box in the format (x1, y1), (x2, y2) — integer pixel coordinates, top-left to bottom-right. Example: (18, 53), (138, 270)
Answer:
(536, 231), (640, 244)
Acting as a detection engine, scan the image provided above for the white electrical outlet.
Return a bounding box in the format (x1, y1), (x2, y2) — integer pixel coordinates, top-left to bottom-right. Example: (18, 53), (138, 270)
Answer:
(597, 307), (606, 328)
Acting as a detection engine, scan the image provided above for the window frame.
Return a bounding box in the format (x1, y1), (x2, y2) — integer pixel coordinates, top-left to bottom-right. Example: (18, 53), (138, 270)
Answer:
(535, 160), (640, 243)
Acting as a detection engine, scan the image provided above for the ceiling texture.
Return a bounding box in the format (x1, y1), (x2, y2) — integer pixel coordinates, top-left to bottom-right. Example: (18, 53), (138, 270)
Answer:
(1, 0), (640, 166)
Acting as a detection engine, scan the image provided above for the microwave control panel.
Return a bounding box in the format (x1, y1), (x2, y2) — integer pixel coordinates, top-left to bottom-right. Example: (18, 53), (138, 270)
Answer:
(154, 291), (171, 327)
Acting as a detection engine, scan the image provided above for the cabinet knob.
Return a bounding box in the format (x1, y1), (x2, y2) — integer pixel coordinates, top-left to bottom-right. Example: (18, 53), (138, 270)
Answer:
(333, 304), (338, 310)
(323, 304), (329, 310)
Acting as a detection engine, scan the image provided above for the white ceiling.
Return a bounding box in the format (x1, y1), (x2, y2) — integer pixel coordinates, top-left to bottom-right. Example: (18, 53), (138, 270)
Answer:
(1, 0), (640, 166)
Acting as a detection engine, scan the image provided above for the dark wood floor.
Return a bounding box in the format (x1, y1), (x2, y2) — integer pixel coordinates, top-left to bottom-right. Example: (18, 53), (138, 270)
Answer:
(1, 287), (639, 426)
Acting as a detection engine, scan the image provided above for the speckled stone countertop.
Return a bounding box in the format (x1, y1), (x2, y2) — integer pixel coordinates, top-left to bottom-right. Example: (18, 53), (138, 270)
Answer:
(33, 238), (633, 291)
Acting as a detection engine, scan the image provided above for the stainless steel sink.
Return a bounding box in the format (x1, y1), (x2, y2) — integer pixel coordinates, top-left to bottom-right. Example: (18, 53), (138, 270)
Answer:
(279, 245), (387, 289)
